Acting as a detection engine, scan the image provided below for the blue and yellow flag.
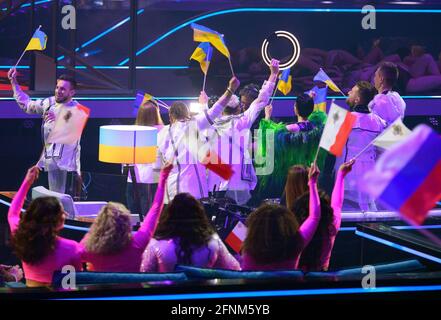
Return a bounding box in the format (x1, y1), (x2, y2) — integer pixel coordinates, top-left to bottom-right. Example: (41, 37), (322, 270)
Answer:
(277, 68), (292, 95)
(190, 42), (213, 74)
(191, 23), (230, 58)
(134, 91), (154, 108)
(25, 27), (47, 51)
(313, 68), (341, 93)
(305, 86), (328, 112)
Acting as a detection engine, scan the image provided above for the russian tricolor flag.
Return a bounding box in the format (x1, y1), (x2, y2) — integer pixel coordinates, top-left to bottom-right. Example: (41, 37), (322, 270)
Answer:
(318, 102), (357, 157)
(361, 124), (441, 225)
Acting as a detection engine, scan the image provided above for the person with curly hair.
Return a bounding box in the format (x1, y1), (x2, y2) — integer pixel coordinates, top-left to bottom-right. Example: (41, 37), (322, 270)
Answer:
(241, 164), (321, 270)
(140, 192), (240, 272)
(8, 166), (82, 287)
(80, 163), (172, 272)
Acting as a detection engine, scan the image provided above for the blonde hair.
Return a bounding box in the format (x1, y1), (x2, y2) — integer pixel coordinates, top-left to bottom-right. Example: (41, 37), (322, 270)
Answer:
(85, 202), (132, 255)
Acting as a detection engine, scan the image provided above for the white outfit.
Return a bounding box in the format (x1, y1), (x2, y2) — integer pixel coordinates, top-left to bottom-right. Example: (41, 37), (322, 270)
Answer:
(206, 80), (276, 204)
(369, 91), (406, 125)
(158, 99), (228, 203)
(140, 234), (241, 272)
(13, 88), (81, 193)
(335, 109), (386, 212)
(127, 125), (164, 184)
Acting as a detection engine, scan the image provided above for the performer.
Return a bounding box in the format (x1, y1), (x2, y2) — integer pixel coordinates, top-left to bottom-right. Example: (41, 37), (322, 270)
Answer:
(206, 59), (279, 205)
(370, 62), (406, 125)
(126, 100), (164, 216)
(335, 81), (386, 212)
(255, 93), (326, 203)
(158, 76), (240, 203)
(8, 68), (82, 194)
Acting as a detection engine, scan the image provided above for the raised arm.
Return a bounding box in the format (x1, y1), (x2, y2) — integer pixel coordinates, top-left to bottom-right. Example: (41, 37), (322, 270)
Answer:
(8, 167), (40, 234)
(237, 59), (279, 130)
(132, 163), (173, 248)
(195, 77), (240, 130)
(331, 159), (355, 230)
(8, 68), (48, 115)
(299, 164), (321, 245)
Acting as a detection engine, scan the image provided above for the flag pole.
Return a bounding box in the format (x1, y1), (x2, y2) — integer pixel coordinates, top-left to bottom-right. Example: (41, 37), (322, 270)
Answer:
(268, 76), (281, 106)
(228, 57), (235, 77)
(15, 25), (42, 68)
(352, 139), (376, 160)
(202, 72), (207, 92)
(313, 146), (321, 165)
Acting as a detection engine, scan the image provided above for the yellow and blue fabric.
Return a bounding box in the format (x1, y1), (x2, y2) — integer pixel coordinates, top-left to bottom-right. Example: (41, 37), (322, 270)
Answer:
(277, 69), (292, 95)
(99, 125), (158, 164)
(134, 91), (154, 108)
(313, 68), (340, 93)
(25, 27), (47, 51)
(190, 42), (213, 74)
(305, 85), (328, 112)
(191, 23), (230, 58)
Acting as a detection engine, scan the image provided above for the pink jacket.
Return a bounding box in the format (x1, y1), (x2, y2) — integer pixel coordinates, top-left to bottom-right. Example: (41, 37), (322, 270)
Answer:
(8, 180), (82, 284)
(80, 169), (169, 272)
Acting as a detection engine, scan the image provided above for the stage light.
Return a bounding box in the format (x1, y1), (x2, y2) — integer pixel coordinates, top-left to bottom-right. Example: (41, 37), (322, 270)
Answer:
(261, 30), (301, 70)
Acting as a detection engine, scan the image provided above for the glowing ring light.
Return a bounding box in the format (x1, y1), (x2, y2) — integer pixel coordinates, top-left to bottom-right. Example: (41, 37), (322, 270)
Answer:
(261, 30), (301, 70)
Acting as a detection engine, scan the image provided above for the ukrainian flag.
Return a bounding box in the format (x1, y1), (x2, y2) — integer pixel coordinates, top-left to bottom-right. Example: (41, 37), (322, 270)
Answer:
(191, 23), (230, 58)
(313, 68), (341, 93)
(190, 42), (213, 74)
(134, 91), (154, 108)
(306, 86), (328, 112)
(25, 27), (47, 51)
(277, 68), (292, 96)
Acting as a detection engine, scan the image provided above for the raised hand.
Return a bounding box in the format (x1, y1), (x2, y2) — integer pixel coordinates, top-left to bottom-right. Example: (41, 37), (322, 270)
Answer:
(24, 166), (40, 185)
(339, 158), (355, 176)
(264, 104), (273, 120)
(199, 91), (209, 105)
(7, 68), (17, 83)
(308, 163), (320, 183)
(270, 59), (280, 76)
(228, 76), (240, 93)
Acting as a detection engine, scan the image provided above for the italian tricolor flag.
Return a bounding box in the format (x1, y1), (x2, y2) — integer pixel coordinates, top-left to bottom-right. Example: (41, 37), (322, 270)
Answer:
(319, 102), (357, 156)
(225, 221), (247, 253)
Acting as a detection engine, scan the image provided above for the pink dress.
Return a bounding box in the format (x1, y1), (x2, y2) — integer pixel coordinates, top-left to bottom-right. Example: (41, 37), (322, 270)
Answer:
(140, 234), (241, 272)
(8, 180), (82, 284)
(241, 179), (321, 271)
(80, 169), (168, 272)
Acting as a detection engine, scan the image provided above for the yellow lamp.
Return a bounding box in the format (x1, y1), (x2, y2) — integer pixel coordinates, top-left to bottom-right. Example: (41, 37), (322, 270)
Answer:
(99, 125), (158, 164)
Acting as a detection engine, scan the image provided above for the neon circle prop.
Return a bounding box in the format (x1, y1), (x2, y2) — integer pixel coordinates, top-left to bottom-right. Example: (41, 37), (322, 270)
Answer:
(261, 30), (301, 70)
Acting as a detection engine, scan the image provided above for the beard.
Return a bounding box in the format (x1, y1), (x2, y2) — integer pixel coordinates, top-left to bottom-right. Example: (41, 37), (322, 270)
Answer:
(346, 98), (355, 108)
(55, 95), (69, 103)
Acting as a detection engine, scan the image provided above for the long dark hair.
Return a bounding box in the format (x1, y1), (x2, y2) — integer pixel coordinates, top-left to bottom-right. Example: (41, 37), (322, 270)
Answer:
(291, 190), (336, 271)
(242, 204), (300, 265)
(154, 193), (215, 264)
(11, 197), (64, 264)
